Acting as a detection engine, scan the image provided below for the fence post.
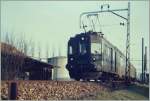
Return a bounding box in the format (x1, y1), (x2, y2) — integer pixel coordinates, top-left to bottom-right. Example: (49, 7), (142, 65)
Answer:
(9, 82), (17, 100)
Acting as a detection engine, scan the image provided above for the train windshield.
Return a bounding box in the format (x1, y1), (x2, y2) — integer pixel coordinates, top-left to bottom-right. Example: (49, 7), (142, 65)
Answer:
(79, 43), (87, 55)
(68, 45), (73, 55)
(91, 42), (101, 54)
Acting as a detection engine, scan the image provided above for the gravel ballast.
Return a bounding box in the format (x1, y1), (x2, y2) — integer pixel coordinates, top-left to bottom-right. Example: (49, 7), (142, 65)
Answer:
(1, 80), (108, 100)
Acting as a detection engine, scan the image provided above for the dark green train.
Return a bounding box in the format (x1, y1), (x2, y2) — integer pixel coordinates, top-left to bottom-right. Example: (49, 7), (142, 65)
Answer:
(66, 31), (136, 81)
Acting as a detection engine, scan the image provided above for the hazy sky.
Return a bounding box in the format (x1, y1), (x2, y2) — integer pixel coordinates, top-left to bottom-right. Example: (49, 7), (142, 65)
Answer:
(1, 1), (149, 74)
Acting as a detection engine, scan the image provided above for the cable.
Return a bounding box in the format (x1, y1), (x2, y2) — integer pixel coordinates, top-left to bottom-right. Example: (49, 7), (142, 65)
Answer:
(96, 15), (102, 33)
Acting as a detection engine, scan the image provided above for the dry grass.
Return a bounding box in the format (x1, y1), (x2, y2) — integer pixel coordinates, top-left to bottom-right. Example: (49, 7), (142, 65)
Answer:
(1, 80), (108, 100)
(82, 84), (149, 100)
(95, 89), (148, 100)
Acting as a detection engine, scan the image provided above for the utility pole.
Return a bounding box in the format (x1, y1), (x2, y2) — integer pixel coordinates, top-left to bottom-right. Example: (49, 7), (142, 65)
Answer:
(126, 2), (130, 83)
(144, 46), (147, 83)
(142, 37), (144, 83)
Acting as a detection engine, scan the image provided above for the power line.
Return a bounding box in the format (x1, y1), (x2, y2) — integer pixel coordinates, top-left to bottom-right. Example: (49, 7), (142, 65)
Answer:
(130, 59), (150, 62)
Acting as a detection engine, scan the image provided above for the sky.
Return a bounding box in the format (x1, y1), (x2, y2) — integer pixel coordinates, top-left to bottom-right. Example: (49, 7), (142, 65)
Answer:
(1, 1), (149, 75)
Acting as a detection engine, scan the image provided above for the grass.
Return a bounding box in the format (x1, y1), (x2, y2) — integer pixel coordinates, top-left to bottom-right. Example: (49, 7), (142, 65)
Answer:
(82, 84), (149, 100)
(83, 89), (149, 100)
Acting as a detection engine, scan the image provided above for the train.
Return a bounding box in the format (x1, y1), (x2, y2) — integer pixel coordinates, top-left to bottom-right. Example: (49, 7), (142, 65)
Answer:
(66, 31), (136, 82)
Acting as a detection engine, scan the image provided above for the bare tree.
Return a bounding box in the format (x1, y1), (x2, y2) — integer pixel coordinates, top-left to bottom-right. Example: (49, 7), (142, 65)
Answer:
(5, 32), (10, 44)
(22, 37), (35, 57)
(30, 40), (35, 57)
(52, 45), (55, 58)
(45, 43), (49, 62)
(38, 42), (41, 61)
(17, 34), (27, 79)
(4, 32), (16, 46)
(1, 32), (33, 80)
(58, 43), (61, 56)
(2, 32), (23, 79)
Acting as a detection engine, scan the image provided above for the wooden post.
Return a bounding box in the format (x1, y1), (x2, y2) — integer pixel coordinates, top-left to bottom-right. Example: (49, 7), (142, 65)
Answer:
(9, 82), (17, 100)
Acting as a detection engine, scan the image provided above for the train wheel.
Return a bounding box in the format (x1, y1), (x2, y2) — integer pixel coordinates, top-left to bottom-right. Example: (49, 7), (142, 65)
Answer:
(94, 79), (98, 82)
(86, 79), (90, 81)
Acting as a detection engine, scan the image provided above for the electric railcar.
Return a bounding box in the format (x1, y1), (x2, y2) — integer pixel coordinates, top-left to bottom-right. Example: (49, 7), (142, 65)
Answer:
(66, 31), (136, 81)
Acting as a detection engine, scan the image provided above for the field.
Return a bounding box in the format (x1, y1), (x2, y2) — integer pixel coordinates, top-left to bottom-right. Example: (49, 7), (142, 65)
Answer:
(1, 81), (149, 100)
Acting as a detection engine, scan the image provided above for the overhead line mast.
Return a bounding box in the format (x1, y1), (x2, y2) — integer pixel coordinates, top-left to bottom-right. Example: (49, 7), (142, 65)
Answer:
(126, 2), (130, 82)
(80, 2), (131, 82)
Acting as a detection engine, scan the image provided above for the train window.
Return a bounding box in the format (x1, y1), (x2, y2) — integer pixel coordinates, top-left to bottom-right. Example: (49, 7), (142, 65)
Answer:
(69, 46), (73, 55)
(91, 43), (101, 54)
(120, 57), (123, 67)
(120, 56), (125, 68)
(79, 43), (87, 55)
(108, 47), (111, 57)
(113, 51), (116, 70)
(105, 45), (109, 57)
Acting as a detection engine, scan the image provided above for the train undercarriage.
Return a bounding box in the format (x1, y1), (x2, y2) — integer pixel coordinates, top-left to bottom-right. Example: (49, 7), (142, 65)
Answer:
(69, 68), (121, 81)
(69, 69), (136, 89)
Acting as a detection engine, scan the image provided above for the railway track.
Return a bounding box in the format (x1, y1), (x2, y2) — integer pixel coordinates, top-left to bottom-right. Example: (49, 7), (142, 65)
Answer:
(81, 79), (130, 90)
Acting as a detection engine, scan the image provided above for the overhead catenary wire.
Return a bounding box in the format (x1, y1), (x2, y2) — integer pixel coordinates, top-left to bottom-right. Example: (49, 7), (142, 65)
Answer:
(87, 23), (125, 28)
(96, 15), (102, 33)
(82, 21), (87, 33)
(87, 15), (94, 31)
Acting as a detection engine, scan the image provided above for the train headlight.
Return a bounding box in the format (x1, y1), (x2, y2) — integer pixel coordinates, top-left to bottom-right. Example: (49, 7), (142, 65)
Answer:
(81, 37), (84, 40)
(93, 57), (96, 61)
(70, 57), (74, 61)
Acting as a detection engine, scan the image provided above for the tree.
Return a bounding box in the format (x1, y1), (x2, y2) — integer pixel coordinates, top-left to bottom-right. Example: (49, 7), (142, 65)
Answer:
(45, 43), (50, 62)
(1, 32), (25, 80)
(30, 40), (35, 57)
(38, 42), (41, 61)
(1, 32), (35, 80)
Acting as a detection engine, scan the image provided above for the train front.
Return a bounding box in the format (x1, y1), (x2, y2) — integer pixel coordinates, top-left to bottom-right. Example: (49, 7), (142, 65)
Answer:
(66, 31), (102, 81)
